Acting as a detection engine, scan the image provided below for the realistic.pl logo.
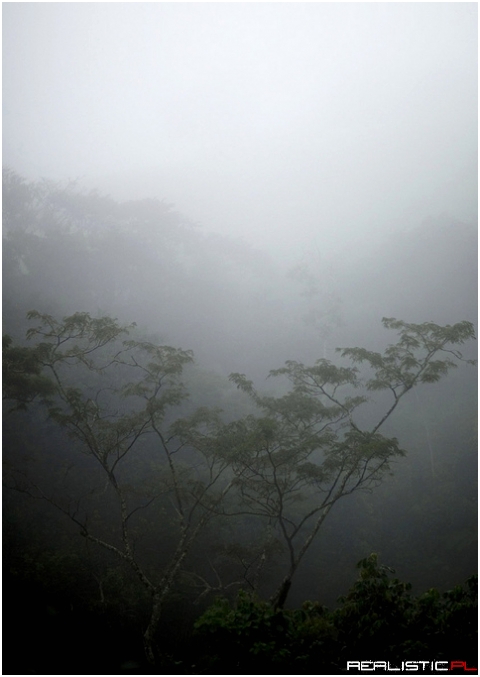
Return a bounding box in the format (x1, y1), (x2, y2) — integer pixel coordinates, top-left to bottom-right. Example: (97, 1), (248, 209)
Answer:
(346, 661), (478, 672)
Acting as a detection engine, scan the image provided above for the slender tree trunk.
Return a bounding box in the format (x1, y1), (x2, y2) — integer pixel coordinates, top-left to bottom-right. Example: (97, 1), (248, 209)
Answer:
(271, 503), (334, 609)
(143, 591), (163, 665)
(272, 576), (292, 610)
(143, 542), (190, 665)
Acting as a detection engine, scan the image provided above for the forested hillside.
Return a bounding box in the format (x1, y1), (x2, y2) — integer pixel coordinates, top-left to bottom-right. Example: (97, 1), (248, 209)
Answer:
(3, 169), (477, 674)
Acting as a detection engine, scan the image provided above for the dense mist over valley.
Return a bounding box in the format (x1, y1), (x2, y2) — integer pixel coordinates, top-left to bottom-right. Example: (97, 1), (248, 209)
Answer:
(4, 3), (477, 258)
(3, 4), (477, 674)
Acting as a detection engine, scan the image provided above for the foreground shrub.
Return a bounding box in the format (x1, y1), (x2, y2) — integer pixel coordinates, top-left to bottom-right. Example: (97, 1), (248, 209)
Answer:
(193, 554), (477, 674)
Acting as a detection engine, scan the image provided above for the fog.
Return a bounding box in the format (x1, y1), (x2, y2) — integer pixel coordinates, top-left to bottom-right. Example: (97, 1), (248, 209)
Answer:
(3, 4), (478, 674)
(3, 3), (477, 258)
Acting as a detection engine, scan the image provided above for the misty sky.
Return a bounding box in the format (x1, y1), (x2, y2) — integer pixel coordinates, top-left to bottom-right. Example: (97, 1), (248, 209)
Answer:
(3, 3), (477, 258)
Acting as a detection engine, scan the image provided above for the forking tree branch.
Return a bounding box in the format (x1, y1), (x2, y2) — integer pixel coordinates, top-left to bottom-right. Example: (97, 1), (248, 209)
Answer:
(4, 310), (236, 666)
(228, 317), (476, 609)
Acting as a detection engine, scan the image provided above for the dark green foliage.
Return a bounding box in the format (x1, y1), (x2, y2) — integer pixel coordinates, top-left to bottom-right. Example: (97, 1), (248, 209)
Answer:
(335, 553), (416, 658)
(193, 590), (337, 673)
(335, 554), (477, 665)
(193, 554), (478, 674)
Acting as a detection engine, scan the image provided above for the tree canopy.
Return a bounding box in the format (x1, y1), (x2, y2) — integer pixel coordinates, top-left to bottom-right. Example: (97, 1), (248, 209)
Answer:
(3, 309), (475, 664)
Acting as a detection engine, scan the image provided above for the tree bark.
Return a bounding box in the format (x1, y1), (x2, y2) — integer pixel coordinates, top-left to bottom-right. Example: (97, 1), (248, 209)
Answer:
(272, 576), (292, 610)
(143, 591), (163, 666)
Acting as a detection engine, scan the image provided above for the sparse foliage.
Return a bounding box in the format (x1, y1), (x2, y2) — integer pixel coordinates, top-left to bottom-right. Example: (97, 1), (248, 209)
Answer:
(4, 311), (233, 664)
(226, 318), (476, 607)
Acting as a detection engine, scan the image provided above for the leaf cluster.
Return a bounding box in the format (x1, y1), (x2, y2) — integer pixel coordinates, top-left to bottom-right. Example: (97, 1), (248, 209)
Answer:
(339, 318), (476, 393)
(2, 334), (55, 409)
(193, 555), (477, 673)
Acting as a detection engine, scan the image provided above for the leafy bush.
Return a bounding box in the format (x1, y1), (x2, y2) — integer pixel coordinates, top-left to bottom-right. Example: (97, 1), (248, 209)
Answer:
(194, 590), (339, 673)
(193, 554), (477, 674)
